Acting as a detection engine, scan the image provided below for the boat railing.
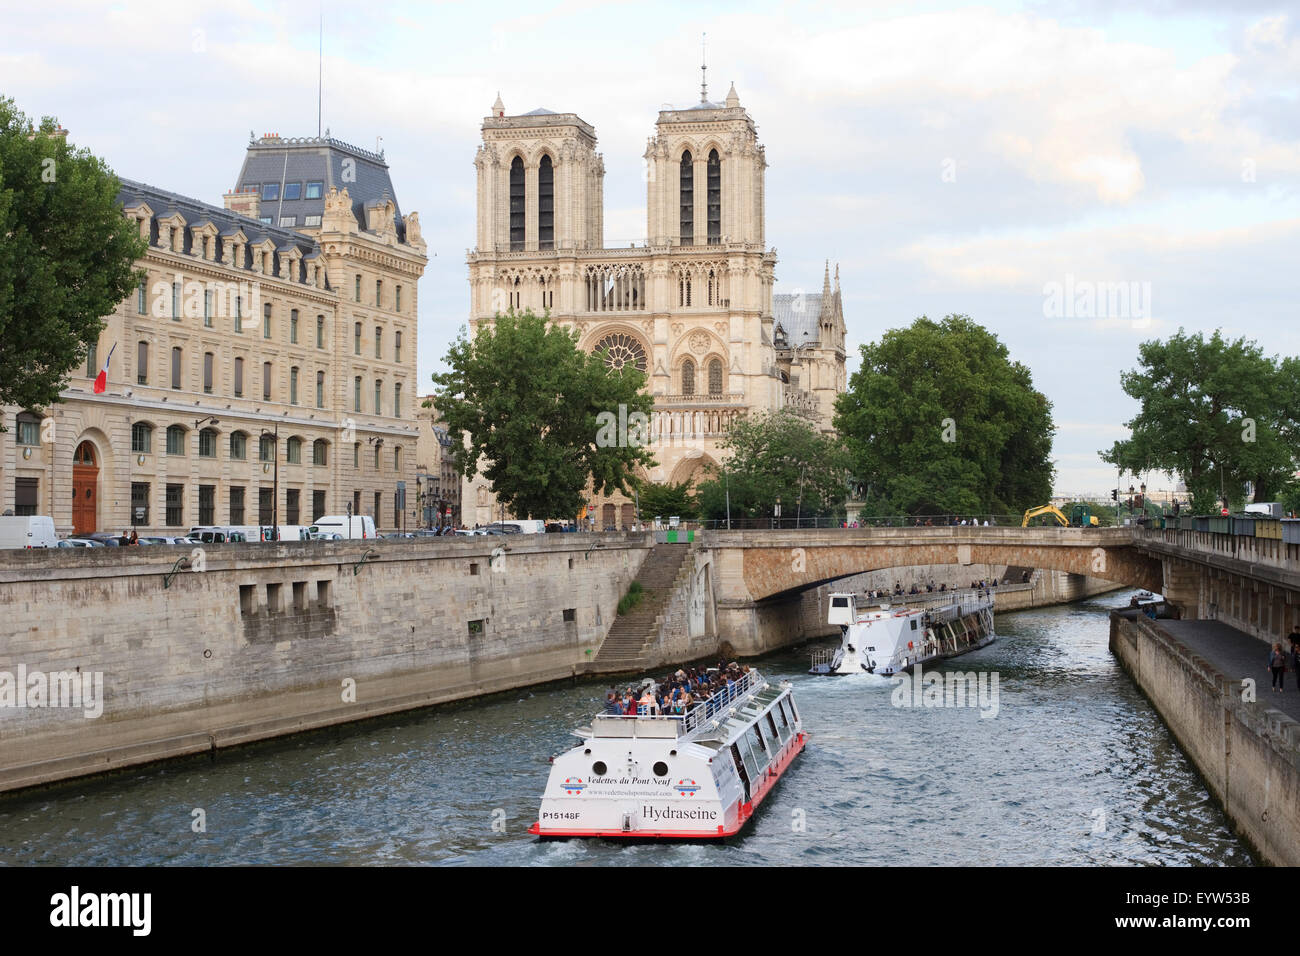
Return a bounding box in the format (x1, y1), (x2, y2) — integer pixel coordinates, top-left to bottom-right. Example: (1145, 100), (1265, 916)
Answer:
(592, 669), (765, 737)
(809, 647), (837, 671)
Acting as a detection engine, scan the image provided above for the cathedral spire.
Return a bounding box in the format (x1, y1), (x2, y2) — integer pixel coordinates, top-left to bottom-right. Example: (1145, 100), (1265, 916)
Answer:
(821, 259), (831, 298)
(492, 92), (505, 117)
(700, 32), (708, 103)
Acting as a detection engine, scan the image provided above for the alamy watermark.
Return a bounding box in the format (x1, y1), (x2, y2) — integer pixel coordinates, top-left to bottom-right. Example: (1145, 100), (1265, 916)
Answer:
(1, 665), (104, 718)
(1043, 274), (1151, 327)
(890, 663), (1000, 718)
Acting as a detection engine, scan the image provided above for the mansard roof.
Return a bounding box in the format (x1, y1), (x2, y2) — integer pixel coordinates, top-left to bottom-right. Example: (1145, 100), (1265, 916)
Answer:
(772, 293), (825, 347)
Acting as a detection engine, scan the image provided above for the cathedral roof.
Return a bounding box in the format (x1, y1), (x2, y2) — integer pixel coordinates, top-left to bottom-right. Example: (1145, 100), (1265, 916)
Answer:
(522, 107), (558, 115)
(772, 294), (825, 347)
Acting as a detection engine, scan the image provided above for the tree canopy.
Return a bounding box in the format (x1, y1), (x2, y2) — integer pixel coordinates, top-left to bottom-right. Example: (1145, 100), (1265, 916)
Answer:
(430, 309), (655, 520)
(1100, 328), (1299, 511)
(0, 97), (146, 413)
(695, 409), (850, 521)
(834, 315), (1055, 516)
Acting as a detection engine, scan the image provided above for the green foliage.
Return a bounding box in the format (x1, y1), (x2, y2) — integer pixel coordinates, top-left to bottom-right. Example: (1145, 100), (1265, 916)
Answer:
(694, 409), (850, 521)
(431, 309), (655, 520)
(834, 315), (1055, 515)
(617, 580), (644, 616)
(635, 479), (698, 521)
(0, 97), (147, 413)
(1100, 329), (1299, 508)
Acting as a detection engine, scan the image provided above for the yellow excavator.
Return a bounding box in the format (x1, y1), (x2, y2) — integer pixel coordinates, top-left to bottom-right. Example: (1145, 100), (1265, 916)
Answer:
(1022, 504), (1099, 528)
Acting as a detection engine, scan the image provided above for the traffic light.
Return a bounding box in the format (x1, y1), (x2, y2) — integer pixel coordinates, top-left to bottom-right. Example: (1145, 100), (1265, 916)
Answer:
(1111, 489), (1118, 501)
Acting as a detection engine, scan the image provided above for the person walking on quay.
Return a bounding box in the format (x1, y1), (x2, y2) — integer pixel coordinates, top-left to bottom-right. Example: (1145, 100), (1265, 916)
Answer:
(1267, 642), (1288, 693)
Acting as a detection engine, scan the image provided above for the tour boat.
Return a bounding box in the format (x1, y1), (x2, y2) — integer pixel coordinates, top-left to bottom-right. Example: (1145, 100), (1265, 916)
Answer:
(529, 668), (806, 839)
(809, 590), (995, 677)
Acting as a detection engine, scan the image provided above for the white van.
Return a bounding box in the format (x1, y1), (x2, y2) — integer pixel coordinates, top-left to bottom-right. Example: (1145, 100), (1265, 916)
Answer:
(260, 525), (310, 542)
(492, 519), (546, 534)
(0, 515), (58, 549)
(309, 515), (376, 540)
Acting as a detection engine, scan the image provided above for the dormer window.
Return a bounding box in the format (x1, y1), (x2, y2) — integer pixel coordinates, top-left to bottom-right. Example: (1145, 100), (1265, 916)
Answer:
(262, 183), (280, 201)
(305, 182), (324, 199)
(283, 183), (302, 201)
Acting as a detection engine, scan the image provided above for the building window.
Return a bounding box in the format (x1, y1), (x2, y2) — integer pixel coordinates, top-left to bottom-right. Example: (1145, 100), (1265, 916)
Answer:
(374, 491), (382, 520)
(284, 182), (302, 201)
(199, 428), (217, 458)
(353, 443), (360, 469)
(316, 370), (325, 409)
(709, 358), (723, 395)
(259, 487), (274, 525)
(259, 435), (275, 462)
(290, 310), (299, 343)
(262, 183), (280, 201)
(680, 150), (694, 244)
(203, 290), (213, 327)
(171, 347), (182, 389)
(509, 155), (525, 251)
(230, 431), (247, 460)
(374, 326), (382, 359)
(707, 149), (721, 244)
(131, 482), (150, 526)
(230, 485), (245, 525)
(394, 445), (402, 471)
(165, 483), (184, 526)
(395, 286), (402, 312)
(131, 422), (152, 454)
(199, 485), (215, 525)
(263, 302), (272, 339)
(304, 215), (322, 227)
(137, 280), (147, 314)
(15, 412), (41, 446)
(86, 341), (97, 379)
(313, 489), (326, 521)
(286, 488), (300, 524)
(290, 366), (299, 405)
(353, 376), (362, 412)
(374, 379), (383, 415)
(235, 295), (243, 333)
(354, 322), (361, 355)
(374, 444), (381, 470)
(166, 425), (186, 455)
(353, 489), (361, 516)
(14, 476), (38, 516)
(172, 281), (180, 320)
(234, 357), (244, 397)
(263, 361), (272, 401)
(682, 359), (695, 395)
(354, 275), (361, 302)
(306, 181), (323, 199)
(538, 154), (554, 250)
(393, 382), (402, 418)
(313, 439), (328, 466)
(316, 315), (325, 348)
(394, 331), (402, 363)
(203, 352), (214, 394)
(137, 341), (149, 384)
(375, 279), (382, 308)
(287, 436), (302, 464)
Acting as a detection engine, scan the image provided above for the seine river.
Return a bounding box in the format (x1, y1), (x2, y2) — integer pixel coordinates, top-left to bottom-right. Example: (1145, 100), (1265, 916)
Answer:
(0, 590), (1252, 866)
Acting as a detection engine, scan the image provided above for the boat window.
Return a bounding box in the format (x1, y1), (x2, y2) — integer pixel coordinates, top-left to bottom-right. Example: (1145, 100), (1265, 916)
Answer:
(735, 733), (762, 783)
(831, 597), (848, 607)
(652, 761), (668, 777)
(767, 711), (788, 744)
(911, 619), (918, 630)
(729, 743), (751, 800)
(784, 696), (800, 724)
(592, 761), (607, 776)
(756, 720), (778, 755)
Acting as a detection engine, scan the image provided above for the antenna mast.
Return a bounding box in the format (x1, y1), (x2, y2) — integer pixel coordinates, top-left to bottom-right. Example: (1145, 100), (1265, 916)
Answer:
(700, 32), (708, 103)
(317, 3), (324, 137)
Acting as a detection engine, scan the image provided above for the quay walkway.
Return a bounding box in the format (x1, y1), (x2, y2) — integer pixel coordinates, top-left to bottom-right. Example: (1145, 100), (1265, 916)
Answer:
(1160, 619), (1300, 723)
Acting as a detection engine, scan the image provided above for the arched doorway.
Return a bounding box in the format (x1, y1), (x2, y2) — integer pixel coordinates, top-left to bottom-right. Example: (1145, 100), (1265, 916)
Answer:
(72, 441), (99, 535)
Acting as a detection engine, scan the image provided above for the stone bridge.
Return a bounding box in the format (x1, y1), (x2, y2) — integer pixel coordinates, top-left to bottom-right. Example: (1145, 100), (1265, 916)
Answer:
(696, 526), (1165, 654)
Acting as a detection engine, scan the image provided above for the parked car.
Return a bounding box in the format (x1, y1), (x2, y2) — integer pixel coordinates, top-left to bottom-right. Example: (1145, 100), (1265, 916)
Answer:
(57, 538), (100, 548)
(84, 532), (126, 547)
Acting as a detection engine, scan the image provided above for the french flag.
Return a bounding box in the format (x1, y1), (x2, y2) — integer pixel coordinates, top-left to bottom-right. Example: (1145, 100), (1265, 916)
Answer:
(93, 343), (115, 395)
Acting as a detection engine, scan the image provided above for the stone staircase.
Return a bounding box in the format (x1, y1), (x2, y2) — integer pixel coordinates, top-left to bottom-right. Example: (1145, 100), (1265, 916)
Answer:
(590, 543), (693, 674)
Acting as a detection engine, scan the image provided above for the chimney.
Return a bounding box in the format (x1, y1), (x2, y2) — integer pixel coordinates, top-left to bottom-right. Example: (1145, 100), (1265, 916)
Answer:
(223, 186), (260, 220)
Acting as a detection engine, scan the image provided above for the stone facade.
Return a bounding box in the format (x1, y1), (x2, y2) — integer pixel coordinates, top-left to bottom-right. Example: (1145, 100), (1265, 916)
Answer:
(463, 85), (847, 527)
(1, 134), (427, 536)
(415, 398), (462, 528)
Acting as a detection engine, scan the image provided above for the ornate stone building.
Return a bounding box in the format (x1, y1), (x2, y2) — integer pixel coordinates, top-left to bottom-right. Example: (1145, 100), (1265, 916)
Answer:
(463, 83), (847, 528)
(1, 133), (427, 535)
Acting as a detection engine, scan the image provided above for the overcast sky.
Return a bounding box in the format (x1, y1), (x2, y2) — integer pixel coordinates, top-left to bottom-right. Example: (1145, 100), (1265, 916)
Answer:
(5, 0), (1298, 495)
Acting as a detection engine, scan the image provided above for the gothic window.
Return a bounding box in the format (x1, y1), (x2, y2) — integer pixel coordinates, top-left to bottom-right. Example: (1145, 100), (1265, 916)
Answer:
(707, 149), (721, 244)
(592, 333), (647, 374)
(538, 155), (554, 250)
(682, 359), (696, 395)
(509, 156), (525, 251)
(708, 358), (723, 395)
(679, 151), (694, 245)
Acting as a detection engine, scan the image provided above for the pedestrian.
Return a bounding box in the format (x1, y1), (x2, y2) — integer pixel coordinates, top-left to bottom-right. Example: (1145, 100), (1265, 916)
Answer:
(1268, 642), (1287, 693)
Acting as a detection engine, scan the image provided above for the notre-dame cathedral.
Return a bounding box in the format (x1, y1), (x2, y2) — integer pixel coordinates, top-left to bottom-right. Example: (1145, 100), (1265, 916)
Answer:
(463, 76), (846, 528)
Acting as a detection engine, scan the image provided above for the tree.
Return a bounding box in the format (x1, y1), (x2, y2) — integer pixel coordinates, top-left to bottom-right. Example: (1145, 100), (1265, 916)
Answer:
(695, 409), (851, 521)
(834, 315), (1055, 516)
(1100, 329), (1298, 511)
(635, 480), (698, 521)
(0, 97), (146, 414)
(430, 309), (655, 520)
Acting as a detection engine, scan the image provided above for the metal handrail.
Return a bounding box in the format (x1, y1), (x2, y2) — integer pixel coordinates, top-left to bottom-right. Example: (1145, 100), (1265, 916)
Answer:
(597, 669), (764, 736)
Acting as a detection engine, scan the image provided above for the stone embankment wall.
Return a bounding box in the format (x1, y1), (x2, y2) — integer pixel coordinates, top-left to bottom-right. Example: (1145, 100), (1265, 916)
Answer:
(1110, 612), (1300, 866)
(0, 534), (650, 793)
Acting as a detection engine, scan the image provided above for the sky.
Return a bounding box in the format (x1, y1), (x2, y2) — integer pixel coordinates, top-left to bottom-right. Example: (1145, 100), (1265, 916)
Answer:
(4, 0), (1298, 496)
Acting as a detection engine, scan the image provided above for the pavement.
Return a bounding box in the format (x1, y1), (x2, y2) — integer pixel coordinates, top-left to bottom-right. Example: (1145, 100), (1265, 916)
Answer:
(1160, 618), (1300, 722)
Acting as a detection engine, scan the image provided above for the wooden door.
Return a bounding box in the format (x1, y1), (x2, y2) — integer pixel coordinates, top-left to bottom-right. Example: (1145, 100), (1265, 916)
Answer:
(72, 441), (98, 535)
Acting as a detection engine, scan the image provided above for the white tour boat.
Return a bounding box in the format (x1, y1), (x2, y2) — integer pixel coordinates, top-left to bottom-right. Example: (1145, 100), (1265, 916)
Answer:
(529, 668), (806, 839)
(809, 589), (995, 677)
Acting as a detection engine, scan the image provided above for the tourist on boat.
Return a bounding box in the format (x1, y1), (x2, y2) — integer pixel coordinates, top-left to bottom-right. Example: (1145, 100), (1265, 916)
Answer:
(639, 688), (659, 715)
(604, 691), (622, 715)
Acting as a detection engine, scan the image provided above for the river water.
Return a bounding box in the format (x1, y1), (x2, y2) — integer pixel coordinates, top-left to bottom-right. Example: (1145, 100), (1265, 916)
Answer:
(0, 589), (1252, 866)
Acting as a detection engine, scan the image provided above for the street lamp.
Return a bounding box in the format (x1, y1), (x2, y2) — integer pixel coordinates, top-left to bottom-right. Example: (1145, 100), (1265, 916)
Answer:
(259, 424), (279, 540)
